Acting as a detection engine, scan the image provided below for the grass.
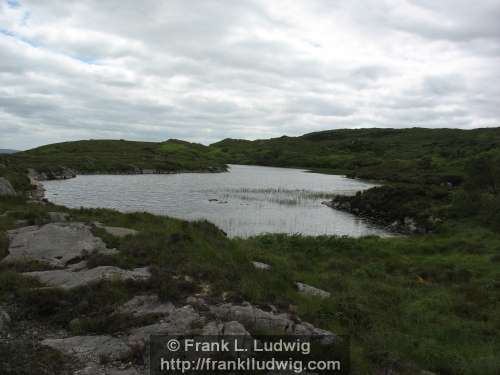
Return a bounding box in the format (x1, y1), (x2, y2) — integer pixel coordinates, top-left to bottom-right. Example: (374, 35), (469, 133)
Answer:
(1, 128), (500, 373)
(0, 138), (227, 177)
(1, 195), (499, 374)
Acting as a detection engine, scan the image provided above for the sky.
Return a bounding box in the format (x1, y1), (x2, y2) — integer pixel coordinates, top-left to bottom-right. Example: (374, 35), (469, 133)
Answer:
(1, 0), (500, 150)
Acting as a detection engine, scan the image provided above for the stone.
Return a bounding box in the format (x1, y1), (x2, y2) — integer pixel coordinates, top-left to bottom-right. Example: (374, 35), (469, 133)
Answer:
(102, 226), (139, 238)
(209, 302), (337, 338)
(201, 321), (249, 336)
(3, 223), (107, 267)
(48, 211), (70, 222)
(24, 266), (151, 289)
(117, 295), (174, 318)
(0, 306), (11, 334)
(251, 261), (272, 271)
(41, 335), (132, 363)
(93, 222), (138, 238)
(128, 306), (200, 348)
(295, 282), (331, 299)
(0, 177), (16, 196)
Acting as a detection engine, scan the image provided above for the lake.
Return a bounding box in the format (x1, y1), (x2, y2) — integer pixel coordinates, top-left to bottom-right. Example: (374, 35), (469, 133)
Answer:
(42, 164), (390, 238)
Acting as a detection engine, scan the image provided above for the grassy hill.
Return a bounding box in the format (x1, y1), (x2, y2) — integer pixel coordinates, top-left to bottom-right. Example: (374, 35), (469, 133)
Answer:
(0, 139), (226, 184)
(211, 127), (500, 184)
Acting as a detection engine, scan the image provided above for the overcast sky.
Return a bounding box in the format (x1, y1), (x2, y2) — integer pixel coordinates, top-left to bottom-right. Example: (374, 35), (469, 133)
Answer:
(1, 0), (500, 150)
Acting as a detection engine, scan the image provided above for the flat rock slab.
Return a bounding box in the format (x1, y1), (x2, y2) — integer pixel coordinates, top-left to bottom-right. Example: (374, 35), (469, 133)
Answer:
(24, 266), (151, 289)
(117, 295), (174, 318)
(295, 282), (331, 299)
(4, 223), (107, 267)
(103, 226), (138, 238)
(41, 335), (131, 363)
(94, 222), (139, 238)
(128, 306), (200, 347)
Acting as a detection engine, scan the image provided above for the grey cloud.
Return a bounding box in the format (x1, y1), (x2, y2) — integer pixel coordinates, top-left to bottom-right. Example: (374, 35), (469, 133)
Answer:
(0, 0), (499, 150)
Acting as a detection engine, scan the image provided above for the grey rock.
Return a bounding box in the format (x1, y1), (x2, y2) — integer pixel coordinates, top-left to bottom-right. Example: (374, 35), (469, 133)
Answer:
(102, 226), (138, 238)
(117, 295), (174, 318)
(295, 282), (331, 299)
(3, 223), (107, 267)
(41, 335), (131, 362)
(209, 302), (334, 337)
(93, 222), (138, 238)
(128, 306), (200, 348)
(24, 266), (151, 289)
(48, 211), (70, 222)
(201, 321), (249, 336)
(404, 217), (418, 232)
(74, 363), (106, 375)
(107, 368), (141, 375)
(0, 177), (15, 196)
(0, 306), (11, 333)
(251, 261), (272, 271)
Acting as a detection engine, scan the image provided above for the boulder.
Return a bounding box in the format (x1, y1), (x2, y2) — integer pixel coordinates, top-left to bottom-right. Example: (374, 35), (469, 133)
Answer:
(251, 261), (272, 271)
(117, 295), (174, 318)
(295, 282), (331, 299)
(3, 223), (107, 267)
(24, 266), (151, 289)
(41, 335), (131, 362)
(0, 177), (15, 196)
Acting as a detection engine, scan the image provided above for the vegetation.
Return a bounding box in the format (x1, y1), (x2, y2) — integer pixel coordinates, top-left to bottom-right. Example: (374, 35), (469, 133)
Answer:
(0, 138), (227, 178)
(1, 127), (500, 374)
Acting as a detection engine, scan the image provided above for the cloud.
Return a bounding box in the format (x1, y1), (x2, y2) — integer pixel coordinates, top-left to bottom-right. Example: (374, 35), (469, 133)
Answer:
(0, 0), (499, 149)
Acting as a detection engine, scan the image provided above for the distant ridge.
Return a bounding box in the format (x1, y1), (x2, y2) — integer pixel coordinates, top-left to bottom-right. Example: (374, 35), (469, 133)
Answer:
(0, 149), (19, 154)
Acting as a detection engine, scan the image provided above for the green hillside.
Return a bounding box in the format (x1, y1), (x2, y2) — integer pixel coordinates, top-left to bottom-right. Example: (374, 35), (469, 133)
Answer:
(1, 139), (227, 178)
(211, 127), (500, 184)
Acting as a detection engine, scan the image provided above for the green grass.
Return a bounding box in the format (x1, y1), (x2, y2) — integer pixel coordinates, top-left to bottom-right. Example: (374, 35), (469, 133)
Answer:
(1, 128), (500, 373)
(1, 195), (499, 374)
(0, 138), (227, 178)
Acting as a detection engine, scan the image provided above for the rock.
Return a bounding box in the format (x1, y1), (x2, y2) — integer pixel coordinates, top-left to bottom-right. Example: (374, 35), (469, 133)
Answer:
(403, 217), (418, 232)
(24, 266), (151, 289)
(48, 211), (70, 222)
(102, 226), (138, 238)
(0, 177), (16, 196)
(93, 222), (138, 238)
(67, 260), (89, 271)
(201, 321), (250, 336)
(3, 223), (107, 267)
(210, 302), (335, 337)
(251, 261), (272, 271)
(295, 282), (331, 299)
(128, 306), (200, 348)
(117, 295), (174, 318)
(74, 363), (106, 375)
(0, 306), (11, 334)
(107, 368), (140, 375)
(41, 335), (131, 363)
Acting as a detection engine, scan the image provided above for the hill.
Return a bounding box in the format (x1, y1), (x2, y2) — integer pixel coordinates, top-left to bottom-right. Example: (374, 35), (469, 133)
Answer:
(1, 139), (227, 180)
(0, 149), (19, 154)
(211, 127), (500, 184)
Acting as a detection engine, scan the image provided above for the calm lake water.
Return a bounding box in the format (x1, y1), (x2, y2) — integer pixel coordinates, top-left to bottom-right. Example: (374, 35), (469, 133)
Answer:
(42, 164), (389, 238)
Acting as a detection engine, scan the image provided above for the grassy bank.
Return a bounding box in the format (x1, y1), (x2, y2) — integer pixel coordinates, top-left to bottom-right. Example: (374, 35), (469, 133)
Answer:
(1, 195), (499, 374)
